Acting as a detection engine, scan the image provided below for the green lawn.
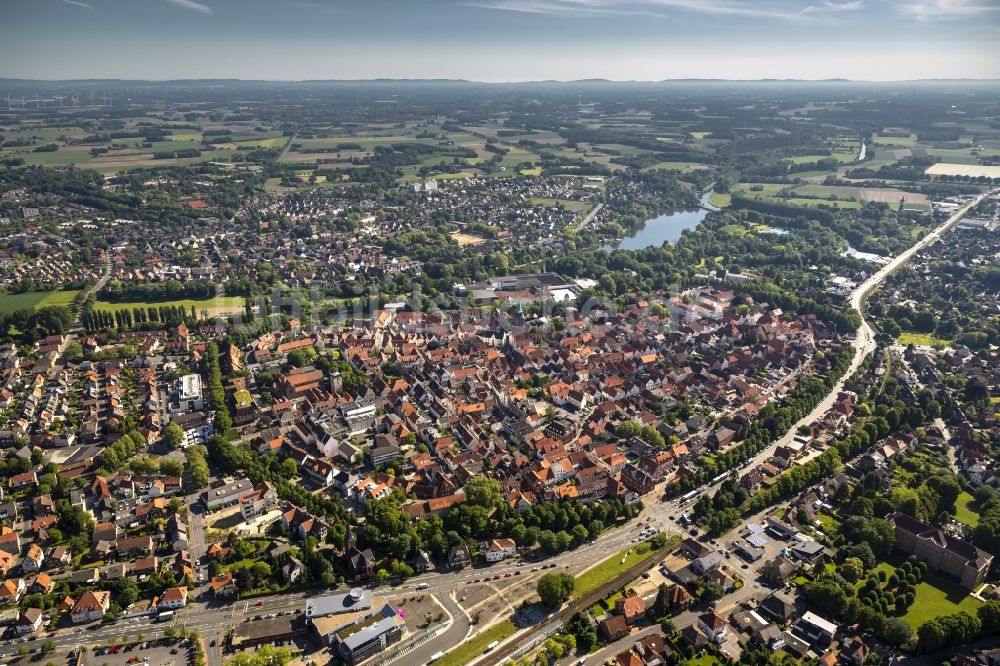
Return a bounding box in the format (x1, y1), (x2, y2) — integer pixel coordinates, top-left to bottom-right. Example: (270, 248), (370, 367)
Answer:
(575, 537), (676, 598)
(93, 296), (245, 314)
(433, 619), (516, 666)
(708, 192), (732, 207)
(0, 289), (80, 314)
(954, 491), (981, 527)
(867, 554), (982, 628)
(905, 571), (982, 627)
(897, 331), (950, 348)
(688, 653), (724, 666)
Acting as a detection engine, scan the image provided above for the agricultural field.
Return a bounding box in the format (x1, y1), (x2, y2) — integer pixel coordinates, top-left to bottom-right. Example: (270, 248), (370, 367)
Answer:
(926, 163), (1000, 179)
(0, 289), (80, 314)
(640, 160), (710, 173)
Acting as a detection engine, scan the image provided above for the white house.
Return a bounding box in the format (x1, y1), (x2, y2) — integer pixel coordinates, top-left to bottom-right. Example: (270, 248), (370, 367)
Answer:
(158, 586), (188, 610)
(697, 611), (729, 643)
(71, 590), (111, 623)
(482, 538), (517, 563)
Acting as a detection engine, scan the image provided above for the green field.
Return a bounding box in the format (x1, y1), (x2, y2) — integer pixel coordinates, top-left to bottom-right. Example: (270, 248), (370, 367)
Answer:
(708, 192), (732, 207)
(433, 619), (516, 666)
(897, 331), (949, 348)
(0, 290), (80, 314)
(954, 491), (981, 527)
(868, 554), (982, 627)
(93, 296), (245, 314)
(641, 161), (709, 173)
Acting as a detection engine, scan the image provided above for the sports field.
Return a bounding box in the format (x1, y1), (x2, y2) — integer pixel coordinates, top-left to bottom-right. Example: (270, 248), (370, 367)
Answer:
(93, 296), (245, 315)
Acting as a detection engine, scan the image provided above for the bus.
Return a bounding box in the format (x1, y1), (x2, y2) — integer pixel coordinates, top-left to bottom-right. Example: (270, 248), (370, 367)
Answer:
(678, 489), (699, 506)
(484, 641), (500, 653)
(157, 611), (175, 622)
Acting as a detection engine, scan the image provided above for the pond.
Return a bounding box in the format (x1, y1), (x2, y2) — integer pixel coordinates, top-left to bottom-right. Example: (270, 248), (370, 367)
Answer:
(602, 207), (708, 251)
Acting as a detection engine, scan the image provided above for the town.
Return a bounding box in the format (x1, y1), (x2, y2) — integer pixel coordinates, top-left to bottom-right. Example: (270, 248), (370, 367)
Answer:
(0, 74), (998, 666)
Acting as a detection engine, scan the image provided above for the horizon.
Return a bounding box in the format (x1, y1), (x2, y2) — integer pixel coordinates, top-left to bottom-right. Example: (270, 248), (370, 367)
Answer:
(2, 0), (999, 81)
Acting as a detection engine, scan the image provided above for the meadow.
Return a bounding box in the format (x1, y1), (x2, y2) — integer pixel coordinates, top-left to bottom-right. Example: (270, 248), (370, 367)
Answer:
(0, 290), (80, 314)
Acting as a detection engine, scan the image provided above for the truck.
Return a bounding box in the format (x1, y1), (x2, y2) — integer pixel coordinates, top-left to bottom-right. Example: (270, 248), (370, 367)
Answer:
(157, 611), (175, 622)
(484, 641), (499, 653)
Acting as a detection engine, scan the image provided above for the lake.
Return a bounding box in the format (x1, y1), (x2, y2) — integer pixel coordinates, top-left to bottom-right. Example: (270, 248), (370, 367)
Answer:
(602, 207), (708, 251)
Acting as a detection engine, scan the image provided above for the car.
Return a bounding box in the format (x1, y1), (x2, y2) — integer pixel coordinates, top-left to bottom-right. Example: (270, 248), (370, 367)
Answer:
(530, 568), (538, 572)
(472, 578), (479, 583)
(210, 640), (215, 647)
(255, 600), (264, 606)
(689, 528), (698, 536)
(48, 633), (55, 637)
(492, 575), (501, 580)
(171, 649), (178, 655)
(514, 571), (521, 576)
(504, 572), (512, 578)
(642, 571), (652, 579)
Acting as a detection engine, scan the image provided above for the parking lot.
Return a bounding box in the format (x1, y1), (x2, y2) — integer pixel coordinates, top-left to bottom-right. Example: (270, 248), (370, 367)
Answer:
(87, 640), (196, 666)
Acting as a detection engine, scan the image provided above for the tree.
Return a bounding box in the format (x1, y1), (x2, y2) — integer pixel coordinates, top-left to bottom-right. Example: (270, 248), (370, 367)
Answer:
(838, 557), (864, 584)
(700, 580), (725, 603)
(537, 573), (575, 609)
(565, 612), (597, 652)
(162, 422), (185, 449)
(978, 599), (1000, 635)
(882, 617), (913, 646)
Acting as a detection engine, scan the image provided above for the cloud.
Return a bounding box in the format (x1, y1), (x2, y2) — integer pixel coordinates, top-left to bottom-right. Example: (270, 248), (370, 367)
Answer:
(61, 0), (94, 8)
(894, 0), (1000, 20)
(166, 0), (214, 14)
(799, 0), (864, 15)
(467, 0), (866, 20)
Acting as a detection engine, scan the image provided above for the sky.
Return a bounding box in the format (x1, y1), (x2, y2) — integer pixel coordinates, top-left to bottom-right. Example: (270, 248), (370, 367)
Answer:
(0, 0), (998, 81)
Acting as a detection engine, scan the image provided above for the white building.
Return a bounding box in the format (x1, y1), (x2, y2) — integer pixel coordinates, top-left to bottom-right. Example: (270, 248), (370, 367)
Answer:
(169, 374), (204, 414)
(482, 538), (517, 563)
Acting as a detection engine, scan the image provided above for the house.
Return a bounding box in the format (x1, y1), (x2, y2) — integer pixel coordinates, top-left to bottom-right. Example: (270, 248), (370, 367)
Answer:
(842, 636), (870, 664)
(759, 591), (796, 623)
(887, 511), (993, 589)
(10, 471), (37, 489)
(670, 585), (694, 611)
(599, 615), (630, 642)
(71, 590), (111, 623)
(211, 571), (236, 597)
(448, 545), (471, 570)
(16, 607), (43, 635)
(30, 572), (54, 594)
(158, 586), (188, 610)
(706, 567), (734, 592)
(793, 611), (838, 647)
(615, 594), (646, 624)
(791, 540), (826, 564)
(680, 625), (709, 649)
(761, 556), (797, 584)
(697, 611), (728, 643)
(240, 482), (278, 521)
(482, 538), (517, 563)
(0, 578), (25, 604)
(21, 544), (44, 572)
